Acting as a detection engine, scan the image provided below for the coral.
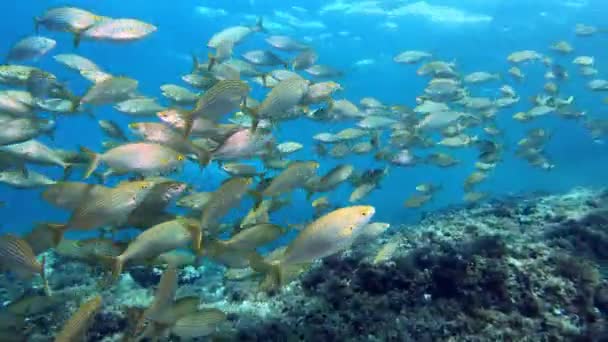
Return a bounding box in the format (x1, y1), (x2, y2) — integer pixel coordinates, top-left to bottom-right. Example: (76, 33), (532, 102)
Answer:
(228, 187), (608, 341)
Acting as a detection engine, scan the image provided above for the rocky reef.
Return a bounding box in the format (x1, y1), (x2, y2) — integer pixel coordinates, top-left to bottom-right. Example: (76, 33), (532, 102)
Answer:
(1, 187), (607, 341)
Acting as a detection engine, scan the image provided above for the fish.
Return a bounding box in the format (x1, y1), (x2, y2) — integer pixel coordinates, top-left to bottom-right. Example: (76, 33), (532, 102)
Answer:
(184, 80), (250, 136)
(78, 18), (157, 47)
(394, 50), (432, 64)
(207, 40), (234, 71)
(0, 170), (56, 188)
(221, 163), (263, 178)
(177, 192), (213, 211)
(42, 182), (106, 210)
(358, 222), (391, 239)
(301, 81), (342, 105)
(170, 309), (227, 339)
(6, 292), (60, 316)
(200, 177), (253, 235)
(276, 141), (303, 154)
(128, 122), (210, 166)
(0, 234), (49, 295)
(142, 267), (179, 325)
(250, 206), (375, 286)
(160, 84), (198, 105)
(242, 50), (288, 67)
(305, 64), (343, 78)
(56, 238), (125, 262)
(114, 97), (165, 116)
(35, 7), (102, 34)
(306, 164), (353, 197)
(0, 90), (35, 117)
(464, 171), (488, 190)
(266, 35), (308, 51)
(66, 180), (155, 230)
(80, 76), (138, 106)
(54, 295), (102, 342)
(98, 120), (128, 141)
(292, 49), (318, 70)
(258, 161), (319, 199)
(207, 18), (265, 48)
(53, 53), (100, 73)
(373, 240), (400, 264)
(112, 218), (201, 280)
(0, 65), (41, 86)
(248, 78), (310, 129)
(24, 222), (68, 255)
(0, 140), (71, 172)
(81, 143), (186, 179)
(79, 69), (113, 84)
(211, 128), (273, 161)
(349, 182), (376, 203)
(404, 193), (433, 208)
(0, 117), (54, 147)
(507, 50), (542, 63)
(6, 36), (56, 62)
(209, 223), (284, 252)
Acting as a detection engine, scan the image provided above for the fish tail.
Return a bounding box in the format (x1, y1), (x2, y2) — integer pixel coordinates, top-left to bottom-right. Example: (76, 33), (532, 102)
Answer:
(255, 73), (266, 88)
(242, 104), (259, 132)
(33, 17), (40, 34)
(47, 223), (68, 245)
(183, 110), (195, 138)
(40, 255), (51, 297)
(248, 190), (263, 209)
(191, 53), (200, 73)
(111, 257), (124, 282)
(73, 32), (82, 48)
(248, 252), (282, 289)
(254, 16), (266, 33)
(185, 222), (203, 253)
(194, 146), (211, 167)
(207, 53), (216, 71)
(80, 146), (100, 179)
(61, 164), (74, 181)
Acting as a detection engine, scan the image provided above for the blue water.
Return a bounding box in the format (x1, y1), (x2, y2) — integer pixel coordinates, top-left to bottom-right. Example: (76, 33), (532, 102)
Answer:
(1, 0), (607, 235)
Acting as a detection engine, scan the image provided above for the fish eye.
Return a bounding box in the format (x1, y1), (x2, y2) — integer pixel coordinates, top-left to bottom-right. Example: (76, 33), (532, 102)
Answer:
(361, 211), (368, 216)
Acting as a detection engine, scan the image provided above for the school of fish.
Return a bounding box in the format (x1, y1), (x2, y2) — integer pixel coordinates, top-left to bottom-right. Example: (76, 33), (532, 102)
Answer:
(0, 4), (606, 340)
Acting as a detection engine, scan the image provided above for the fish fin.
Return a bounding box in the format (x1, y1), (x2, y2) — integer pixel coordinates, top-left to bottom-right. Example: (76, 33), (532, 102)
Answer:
(41, 255), (51, 297)
(207, 53), (216, 71)
(17, 162), (29, 178)
(45, 130), (55, 141)
(80, 146), (100, 179)
(185, 222), (203, 253)
(73, 32), (82, 48)
(47, 223), (68, 246)
(194, 146), (211, 167)
(61, 164), (73, 181)
(254, 17), (266, 33)
(305, 190), (314, 201)
(191, 53), (200, 73)
(111, 257), (124, 282)
(326, 98), (335, 112)
(34, 17), (40, 34)
(183, 111), (195, 138)
(260, 73), (269, 87)
(248, 252), (281, 289)
(248, 190), (263, 209)
(242, 104), (259, 132)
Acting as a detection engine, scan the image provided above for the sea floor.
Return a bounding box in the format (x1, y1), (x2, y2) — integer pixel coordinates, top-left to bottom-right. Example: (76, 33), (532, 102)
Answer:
(1, 187), (607, 341)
